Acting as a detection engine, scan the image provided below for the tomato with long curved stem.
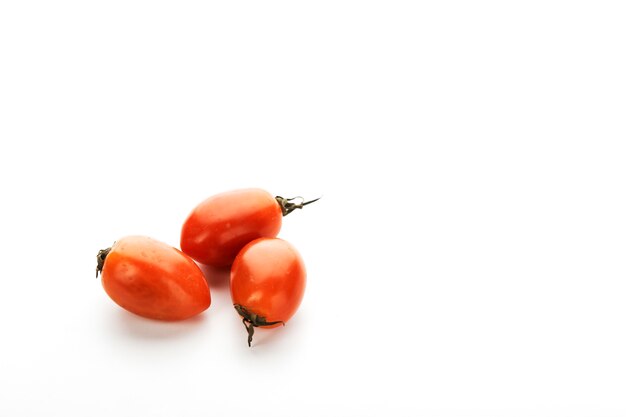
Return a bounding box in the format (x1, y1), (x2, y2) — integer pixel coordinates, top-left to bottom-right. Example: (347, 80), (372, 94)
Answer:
(230, 237), (306, 346)
(180, 188), (319, 267)
(96, 236), (211, 321)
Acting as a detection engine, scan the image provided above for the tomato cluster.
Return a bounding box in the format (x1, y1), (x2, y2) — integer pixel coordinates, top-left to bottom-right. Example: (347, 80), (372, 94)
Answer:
(96, 188), (317, 346)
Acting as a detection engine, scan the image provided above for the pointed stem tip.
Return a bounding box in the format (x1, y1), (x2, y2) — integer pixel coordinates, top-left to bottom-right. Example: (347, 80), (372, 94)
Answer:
(275, 195), (322, 216)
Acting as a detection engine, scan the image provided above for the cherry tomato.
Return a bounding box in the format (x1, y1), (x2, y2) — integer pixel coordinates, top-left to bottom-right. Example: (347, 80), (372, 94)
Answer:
(180, 188), (318, 267)
(96, 236), (211, 321)
(230, 237), (306, 346)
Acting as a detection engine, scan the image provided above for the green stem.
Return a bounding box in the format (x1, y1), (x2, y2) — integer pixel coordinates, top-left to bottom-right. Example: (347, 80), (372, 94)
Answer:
(275, 195), (321, 216)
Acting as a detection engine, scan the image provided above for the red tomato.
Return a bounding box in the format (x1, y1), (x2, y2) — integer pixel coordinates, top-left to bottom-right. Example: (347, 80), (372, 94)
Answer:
(181, 188), (318, 267)
(230, 237), (306, 346)
(96, 236), (211, 321)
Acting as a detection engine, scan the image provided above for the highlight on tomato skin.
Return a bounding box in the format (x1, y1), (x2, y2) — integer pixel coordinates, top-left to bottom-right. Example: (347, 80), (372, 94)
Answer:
(180, 188), (320, 268)
(230, 237), (307, 346)
(96, 236), (211, 321)
(180, 188), (283, 267)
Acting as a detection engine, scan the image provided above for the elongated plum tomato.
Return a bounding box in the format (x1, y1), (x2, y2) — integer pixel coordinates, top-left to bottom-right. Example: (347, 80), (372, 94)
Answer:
(230, 237), (306, 346)
(180, 188), (318, 267)
(96, 236), (211, 321)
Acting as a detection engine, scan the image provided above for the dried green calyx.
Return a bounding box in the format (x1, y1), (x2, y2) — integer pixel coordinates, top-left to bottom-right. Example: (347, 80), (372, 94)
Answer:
(96, 247), (112, 278)
(234, 304), (285, 347)
(275, 196), (321, 216)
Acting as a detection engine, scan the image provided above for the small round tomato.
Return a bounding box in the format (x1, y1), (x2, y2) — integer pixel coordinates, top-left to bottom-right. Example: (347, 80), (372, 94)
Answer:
(230, 237), (306, 346)
(96, 236), (211, 321)
(180, 188), (318, 267)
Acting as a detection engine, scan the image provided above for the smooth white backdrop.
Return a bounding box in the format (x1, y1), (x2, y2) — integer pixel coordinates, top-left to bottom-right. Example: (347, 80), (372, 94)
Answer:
(1, 1), (625, 416)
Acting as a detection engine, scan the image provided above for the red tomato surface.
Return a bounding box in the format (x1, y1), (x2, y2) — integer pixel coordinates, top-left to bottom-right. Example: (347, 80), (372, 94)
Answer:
(98, 236), (211, 321)
(180, 188), (283, 267)
(230, 238), (306, 345)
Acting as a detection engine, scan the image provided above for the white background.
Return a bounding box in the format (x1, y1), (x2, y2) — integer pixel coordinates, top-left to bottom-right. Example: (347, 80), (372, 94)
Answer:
(1, 1), (625, 416)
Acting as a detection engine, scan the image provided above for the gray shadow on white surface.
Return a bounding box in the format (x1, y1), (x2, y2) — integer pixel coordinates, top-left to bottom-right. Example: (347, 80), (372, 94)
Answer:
(198, 263), (235, 318)
(109, 309), (208, 340)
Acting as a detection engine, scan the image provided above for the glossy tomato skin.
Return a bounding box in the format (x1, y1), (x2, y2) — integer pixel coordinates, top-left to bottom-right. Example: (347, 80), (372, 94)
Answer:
(101, 236), (211, 321)
(180, 188), (283, 267)
(230, 237), (306, 327)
